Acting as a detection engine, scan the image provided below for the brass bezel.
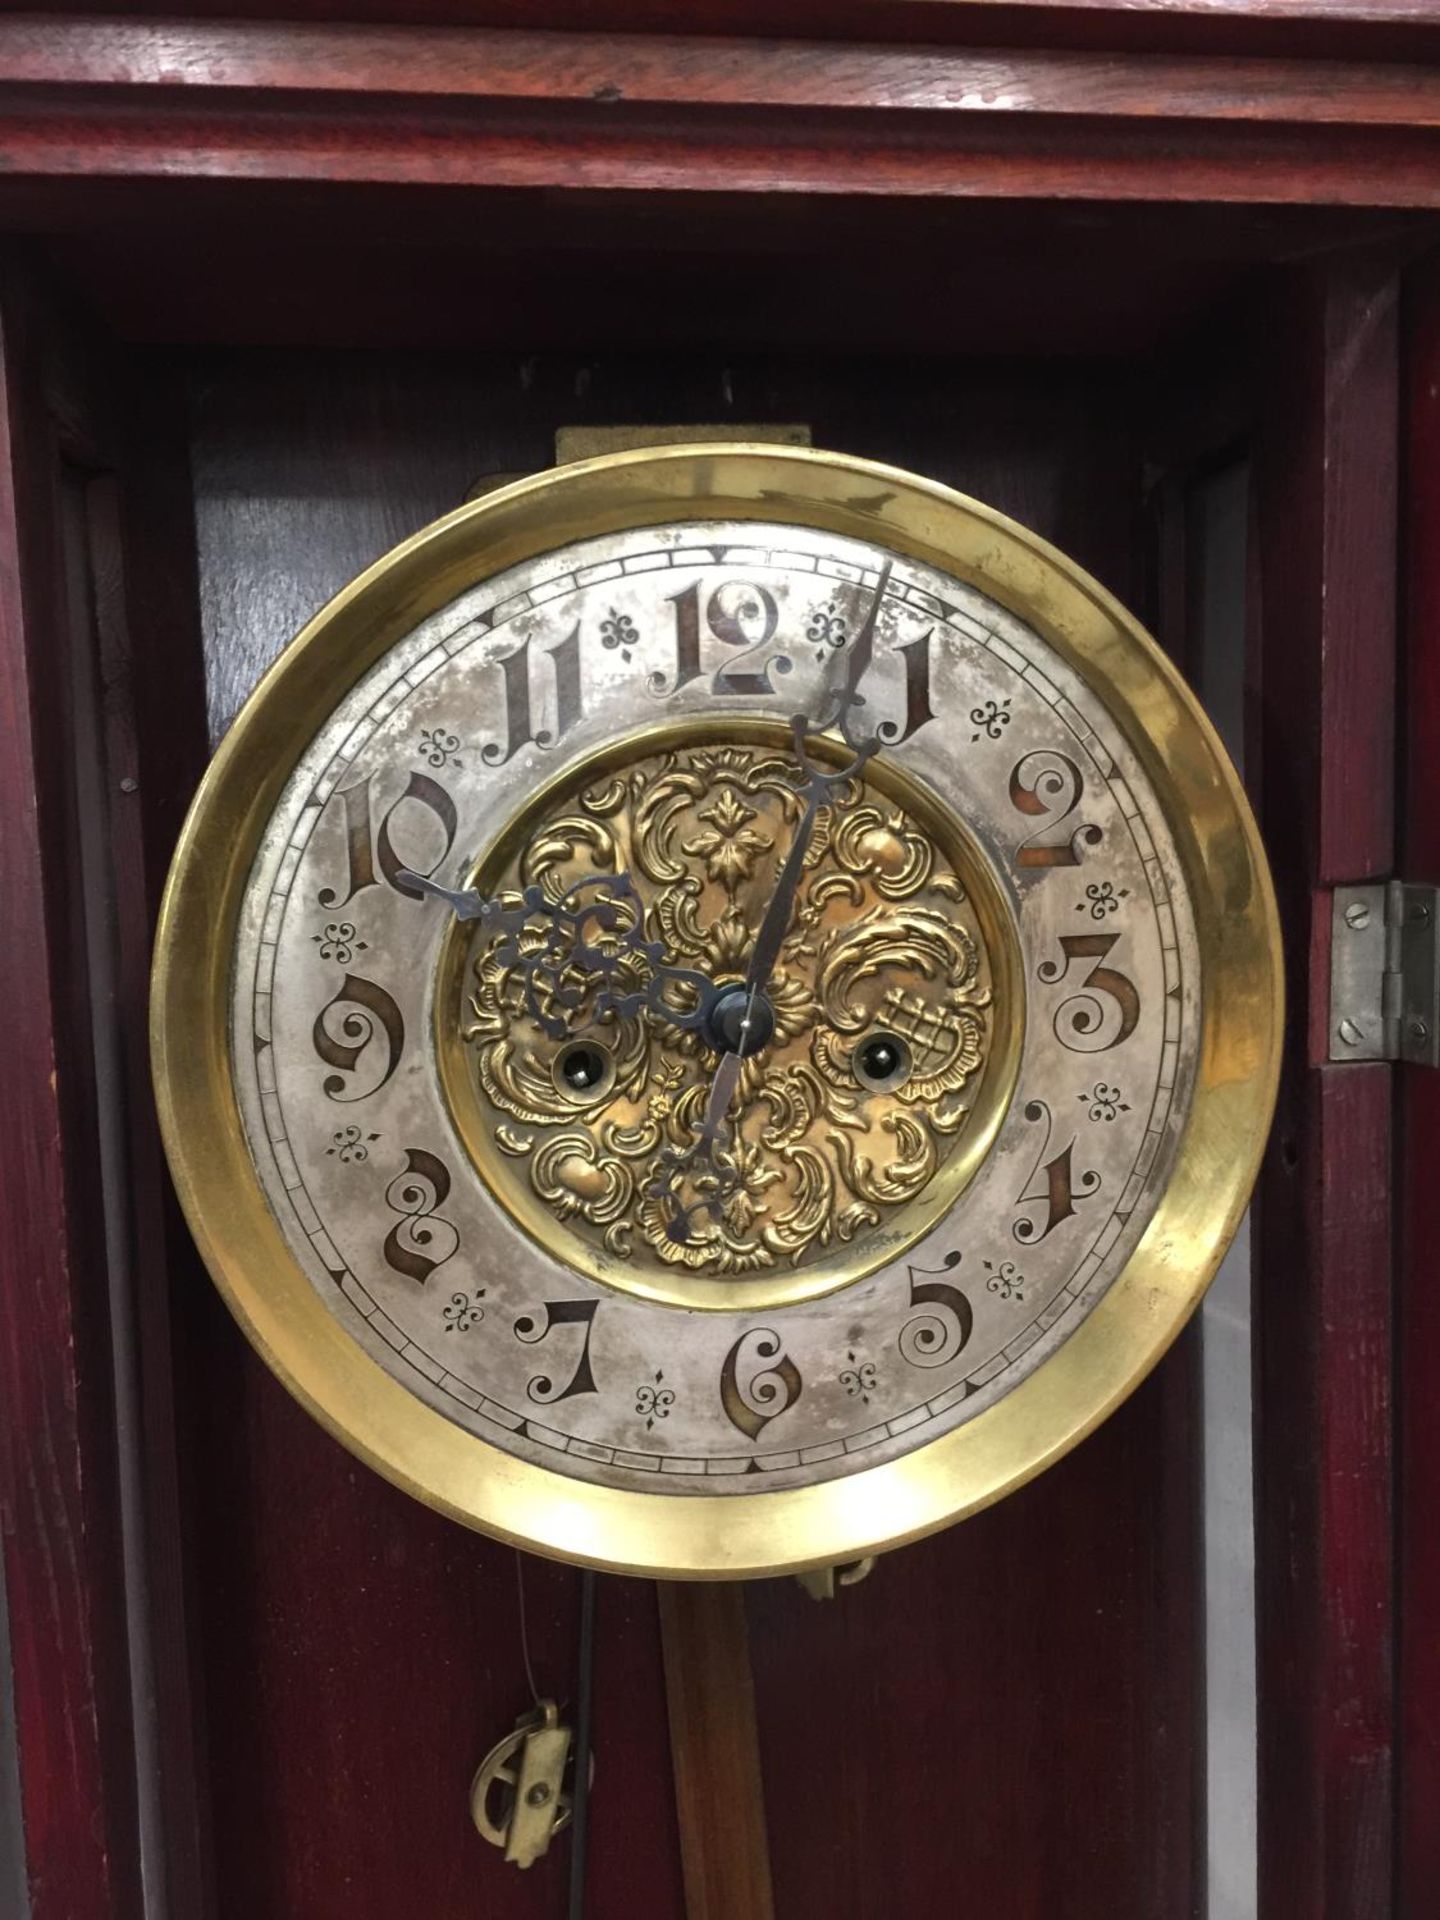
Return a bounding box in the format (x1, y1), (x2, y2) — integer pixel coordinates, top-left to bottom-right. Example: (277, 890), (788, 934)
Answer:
(150, 445), (1282, 1579)
(433, 713), (1024, 1312)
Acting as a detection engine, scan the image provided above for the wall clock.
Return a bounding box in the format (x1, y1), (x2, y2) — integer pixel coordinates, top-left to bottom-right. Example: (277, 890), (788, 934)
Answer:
(151, 444), (1280, 1578)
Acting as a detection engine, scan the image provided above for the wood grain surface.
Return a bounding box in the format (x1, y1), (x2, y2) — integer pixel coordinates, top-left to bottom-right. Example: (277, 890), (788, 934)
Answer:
(8, 20), (1440, 125)
(0, 10), (1422, 1905)
(41, 196), (1426, 367)
(0, 258), (145, 1920)
(747, 1356), (1199, 1918)
(1398, 255), (1440, 1918)
(659, 1584), (774, 1920)
(12, 1), (1440, 62)
(1252, 262), (1399, 1919)
(3, 18), (1440, 207)
(0, 255), (224, 1920)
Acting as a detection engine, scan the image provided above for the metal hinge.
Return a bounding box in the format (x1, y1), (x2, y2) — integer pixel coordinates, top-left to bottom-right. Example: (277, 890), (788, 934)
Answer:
(1329, 882), (1440, 1065)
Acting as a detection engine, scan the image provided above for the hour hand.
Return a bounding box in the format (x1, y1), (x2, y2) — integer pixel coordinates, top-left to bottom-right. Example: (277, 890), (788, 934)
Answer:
(396, 868), (635, 946)
(396, 866), (644, 958)
(595, 958), (724, 1039)
(400, 865), (730, 1043)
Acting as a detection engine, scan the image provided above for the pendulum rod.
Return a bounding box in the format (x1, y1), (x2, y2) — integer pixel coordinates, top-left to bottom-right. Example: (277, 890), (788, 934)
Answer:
(567, 1570), (597, 1920)
(658, 1581), (776, 1920)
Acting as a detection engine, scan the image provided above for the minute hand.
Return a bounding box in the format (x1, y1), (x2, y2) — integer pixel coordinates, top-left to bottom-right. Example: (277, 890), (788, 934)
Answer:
(733, 557), (895, 1040)
(660, 564), (892, 1245)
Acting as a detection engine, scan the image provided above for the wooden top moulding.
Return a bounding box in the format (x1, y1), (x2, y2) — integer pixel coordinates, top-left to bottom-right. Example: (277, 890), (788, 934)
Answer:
(0, 14), (1438, 207)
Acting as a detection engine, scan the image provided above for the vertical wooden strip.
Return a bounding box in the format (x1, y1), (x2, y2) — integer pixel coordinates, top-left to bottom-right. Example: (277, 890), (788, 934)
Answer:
(0, 264), (143, 1918)
(1253, 260), (1398, 1918)
(658, 1581), (774, 1920)
(1398, 257), (1440, 1914)
(85, 381), (218, 1919)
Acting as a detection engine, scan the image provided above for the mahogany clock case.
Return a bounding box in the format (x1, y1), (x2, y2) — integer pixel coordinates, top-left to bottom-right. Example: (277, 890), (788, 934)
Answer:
(0, 19), (1432, 1920)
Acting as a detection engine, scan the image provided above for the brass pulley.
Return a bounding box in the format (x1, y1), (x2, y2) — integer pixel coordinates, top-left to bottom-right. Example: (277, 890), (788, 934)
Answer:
(470, 1699), (591, 1870)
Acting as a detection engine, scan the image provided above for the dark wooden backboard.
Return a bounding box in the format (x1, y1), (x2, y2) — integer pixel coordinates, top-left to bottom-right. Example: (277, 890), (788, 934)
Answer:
(177, 345), (1193, 1920)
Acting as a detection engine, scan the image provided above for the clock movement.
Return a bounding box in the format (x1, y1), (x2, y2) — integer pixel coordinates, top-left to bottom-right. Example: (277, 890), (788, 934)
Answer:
(150, 443), (1280, 1577)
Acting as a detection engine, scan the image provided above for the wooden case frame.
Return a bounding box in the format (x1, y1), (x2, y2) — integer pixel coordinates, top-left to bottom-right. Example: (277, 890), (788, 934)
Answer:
(0, 7), (1433, 1915)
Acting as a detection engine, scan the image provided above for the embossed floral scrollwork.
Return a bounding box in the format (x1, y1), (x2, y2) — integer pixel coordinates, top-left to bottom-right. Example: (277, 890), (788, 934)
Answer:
(529, 1133), (636, 1257)
(460, 742), (997, 1277)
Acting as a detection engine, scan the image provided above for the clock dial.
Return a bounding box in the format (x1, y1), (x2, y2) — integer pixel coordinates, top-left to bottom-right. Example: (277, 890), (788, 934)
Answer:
(230, 517), (1191, 1486)
(154, 448), (1280, 1572)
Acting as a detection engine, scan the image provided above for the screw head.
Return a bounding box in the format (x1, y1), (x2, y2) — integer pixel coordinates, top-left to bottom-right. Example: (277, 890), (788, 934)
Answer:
(1344, 900), (1371, 930)
(1337, 1017), (1365, 1047)
(525, 1783), (552, 1808)
(1409, 1018), (1429, 1045)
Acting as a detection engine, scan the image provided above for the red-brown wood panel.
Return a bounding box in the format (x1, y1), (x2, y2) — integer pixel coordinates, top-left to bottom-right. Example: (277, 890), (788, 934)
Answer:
(183, 1320), (685, 1920)
(1253, 263), (1398, 1918)
(178, 349), (692, 1920)
(3, 17), (1440, 210)
(747, 1357), (1197, 1918)
(1399, 254), (1440, 1916)
(0, 260), (146, 1920)
(16, 0), (1440, 63)
(0, 256), (224, 1920)
(0, 13), (1426, 1909)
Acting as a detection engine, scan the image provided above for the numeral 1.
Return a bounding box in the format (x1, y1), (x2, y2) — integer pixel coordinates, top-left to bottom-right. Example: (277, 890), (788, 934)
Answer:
(318, 771), (457, 908)
(654, 579), (787, 698)
(482, 622), (583, 765)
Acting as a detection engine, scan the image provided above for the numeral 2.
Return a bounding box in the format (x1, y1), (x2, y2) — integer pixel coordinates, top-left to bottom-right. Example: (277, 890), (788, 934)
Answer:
(1009, 750), (1102, 868)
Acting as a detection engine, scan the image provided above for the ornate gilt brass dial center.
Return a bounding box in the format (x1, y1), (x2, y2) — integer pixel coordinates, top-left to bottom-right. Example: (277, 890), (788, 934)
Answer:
(437, 721), (1022, 1307)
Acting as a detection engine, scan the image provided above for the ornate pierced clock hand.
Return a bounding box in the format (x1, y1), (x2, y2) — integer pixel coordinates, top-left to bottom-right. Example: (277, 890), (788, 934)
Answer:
(400, 866), (734, 1041)
(658, 563), (894, 1245)
(813, 557), (893, 749)
(398, 866), (680, 1041)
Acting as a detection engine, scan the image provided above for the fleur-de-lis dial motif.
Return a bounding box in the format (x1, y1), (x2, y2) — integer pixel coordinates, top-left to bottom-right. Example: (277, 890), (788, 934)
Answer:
(970, 698), (1012, 741)
(418, 727), (462, 770)
(634, 1371), (675, 1428)
(313, 920), (367, 964)
(839, 1352), (878, 1401)
(600, 607), (639, 661)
